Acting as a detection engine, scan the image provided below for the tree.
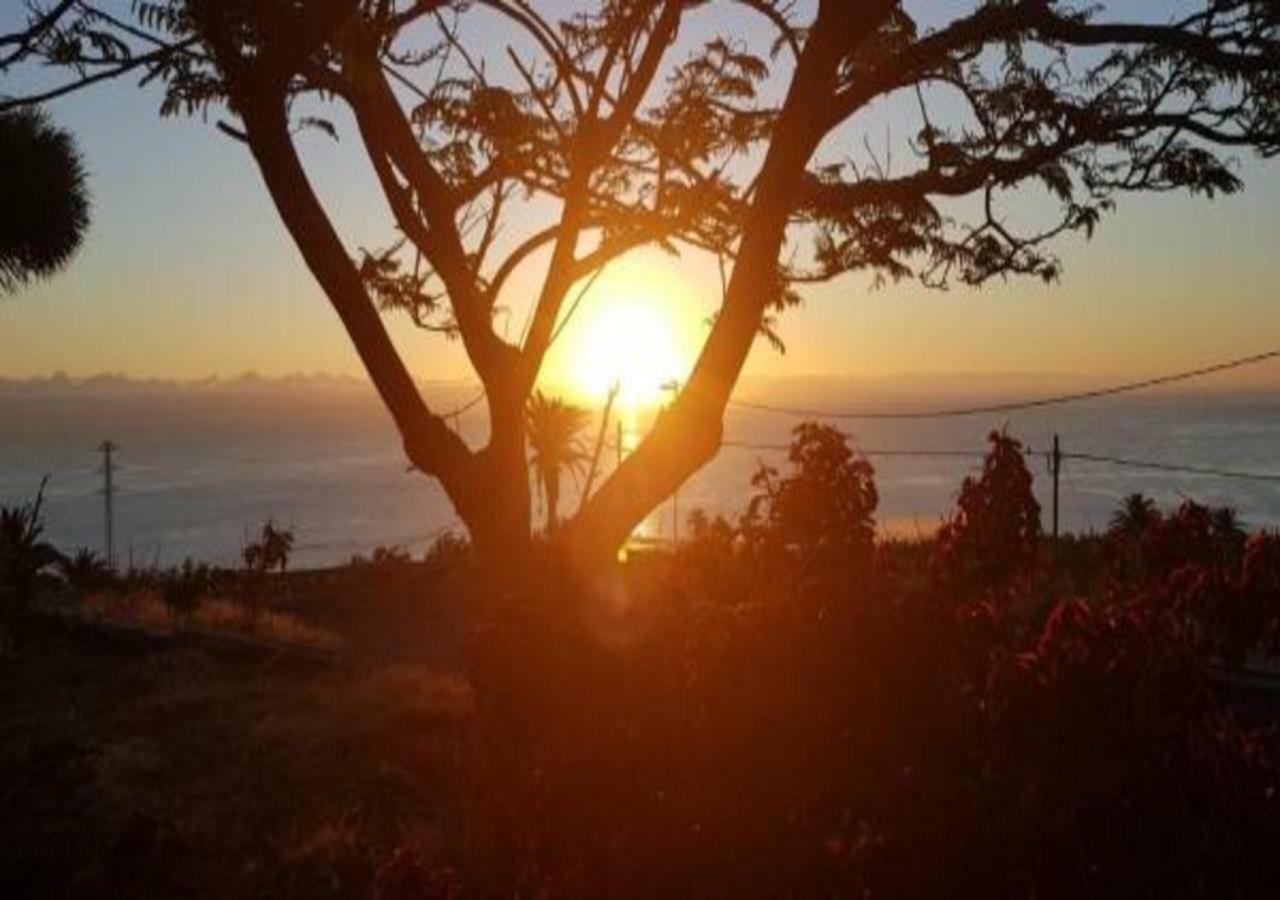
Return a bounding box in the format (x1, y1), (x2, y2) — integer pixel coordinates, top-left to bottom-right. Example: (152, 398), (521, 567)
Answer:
(5, 1), (1278, 571)
(0, 107), (90, 293)
(526, 391), (590, 535)
(243, 518), (294, 574)
(933, 429), (1042, 602)
(742, 422), (878, 574)
(1108, 493), (1160, 541)
(262, 519), (295, 573)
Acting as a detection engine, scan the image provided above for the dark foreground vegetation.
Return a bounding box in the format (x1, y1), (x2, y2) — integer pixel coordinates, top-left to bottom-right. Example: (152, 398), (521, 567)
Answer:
(4, 427), (1280, 898)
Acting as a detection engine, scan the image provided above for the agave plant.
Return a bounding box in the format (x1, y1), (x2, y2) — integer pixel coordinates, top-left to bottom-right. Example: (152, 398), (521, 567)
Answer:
(0, 477), (63, 608)
(0, 107), (91, 293)
(526, 392), (590, 535)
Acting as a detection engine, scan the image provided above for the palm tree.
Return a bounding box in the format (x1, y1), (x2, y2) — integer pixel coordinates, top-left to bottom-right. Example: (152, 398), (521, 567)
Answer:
(0, 107), (90, 293)
(261, 520), (295, 574)
(526, 392), (590, 535)
(1108, 493), (1159, 540)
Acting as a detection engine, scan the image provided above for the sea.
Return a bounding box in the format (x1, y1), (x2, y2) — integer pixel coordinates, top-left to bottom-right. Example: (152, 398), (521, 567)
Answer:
(2, 376), (1278, 570)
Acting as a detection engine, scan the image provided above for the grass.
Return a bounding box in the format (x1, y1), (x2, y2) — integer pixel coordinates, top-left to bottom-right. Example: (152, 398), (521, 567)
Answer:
(70, 588), (343, 653)
(0, 620), (472, 899)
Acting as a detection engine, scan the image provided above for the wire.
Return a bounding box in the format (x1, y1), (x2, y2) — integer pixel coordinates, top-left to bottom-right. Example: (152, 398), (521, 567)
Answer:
(717, 440), (1280, 484)
(440, 388), (487, 420)
(728, 349), (1280, 421)
(1063, 452), (1280, 484)
(722, 439), (984, 459)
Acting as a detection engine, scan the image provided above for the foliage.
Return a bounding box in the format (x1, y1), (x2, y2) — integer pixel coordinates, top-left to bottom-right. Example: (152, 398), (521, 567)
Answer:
(372, 544), (412, 570)
(525, 392), (590, 535)
(242, 519), (295, 575)
(160, 558), (211, 621)
(1108, 492), (1159, 541)
(349, 544), (418, 572)
(424, 532), (471, 574)
(932, 429), (1042, 603)
(742, 422), (878, 575)
(58, 547), (114, 590)
(3, 418), (1280, 896)
(9, 2), (1277, 556)
(468, 446), (1280, 897)
(0, 477), (63, 608)
(0, 107), (91, 293)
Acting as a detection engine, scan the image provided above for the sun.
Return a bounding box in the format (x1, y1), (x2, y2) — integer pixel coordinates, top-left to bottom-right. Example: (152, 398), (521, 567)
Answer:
(572, 298), (682, 405)
(546, 256), (704, 408)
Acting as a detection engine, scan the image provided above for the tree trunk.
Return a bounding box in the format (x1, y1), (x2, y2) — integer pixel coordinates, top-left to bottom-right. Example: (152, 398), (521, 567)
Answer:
(564, 17), (854, 570)
(545, 472), (560, 536)
(464, 452), (532, 570)
(460, 386), (533, 573)
(236, 84), (533, 574)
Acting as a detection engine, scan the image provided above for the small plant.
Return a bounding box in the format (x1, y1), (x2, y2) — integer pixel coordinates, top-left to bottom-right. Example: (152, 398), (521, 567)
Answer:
(240, 520), (295, 617)
(424, 532), (470, 573)
(242, 518), (295, 575)
(161, 559), (210, 622)
(0, 477), (63, 609)
(371, 544), (412, 570)
(59, 547), (113, 591)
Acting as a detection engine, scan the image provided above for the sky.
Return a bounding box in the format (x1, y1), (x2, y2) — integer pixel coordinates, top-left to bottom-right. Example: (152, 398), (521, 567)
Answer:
(2, 2), (1279, 389)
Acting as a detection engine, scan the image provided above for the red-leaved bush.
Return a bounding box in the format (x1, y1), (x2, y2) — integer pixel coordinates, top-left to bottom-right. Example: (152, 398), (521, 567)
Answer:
(461, 424), (1280, 898)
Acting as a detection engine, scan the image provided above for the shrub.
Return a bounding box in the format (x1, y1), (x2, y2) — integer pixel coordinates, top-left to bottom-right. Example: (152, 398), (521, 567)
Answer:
(161, 559), (211, 622)
(242, 518), (295, 575)
(59, 547), (113, 591)
(462, 423), (1280, 897)
(741, 422), (878, 578)
(931, 429), (1042, 604)
(0, 476), (63, 609)
(424, 532), (470, 573)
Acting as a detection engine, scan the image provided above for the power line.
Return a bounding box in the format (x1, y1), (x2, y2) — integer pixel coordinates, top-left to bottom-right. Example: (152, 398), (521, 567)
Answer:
(728, 349), (1280, 421)
(451, 389), (487, 416)
(721, 439), (1280, 484)
(1062, 452), (1280, 484)
(722, 439), (983, 458)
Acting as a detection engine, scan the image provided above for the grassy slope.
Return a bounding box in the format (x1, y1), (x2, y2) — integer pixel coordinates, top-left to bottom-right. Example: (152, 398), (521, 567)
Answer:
(0, 622), (471, 899)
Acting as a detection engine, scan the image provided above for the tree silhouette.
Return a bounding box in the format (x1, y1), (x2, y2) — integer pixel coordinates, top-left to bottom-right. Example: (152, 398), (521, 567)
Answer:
(0, 107), (90, 293)
(1108, 493), (1160, 541)
(526, 391), (590, 535)
(5, 2), (1278, 568)
(743, 422), (878, 573)
(933, 429), (1042, 602)
(242, 519), (295, 575)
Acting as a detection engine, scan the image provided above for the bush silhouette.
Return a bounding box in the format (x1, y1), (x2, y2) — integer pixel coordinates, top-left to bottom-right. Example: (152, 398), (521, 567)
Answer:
(932, 429), (1042, 604)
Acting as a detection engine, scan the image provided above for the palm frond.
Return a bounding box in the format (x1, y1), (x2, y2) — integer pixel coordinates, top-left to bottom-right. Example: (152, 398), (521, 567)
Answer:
(0, 108), (91, 293)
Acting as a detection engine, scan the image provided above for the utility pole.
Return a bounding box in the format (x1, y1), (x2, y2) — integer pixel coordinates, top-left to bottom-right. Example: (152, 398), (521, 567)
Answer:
(1051, 433), (1061, 541)
(99, 440), (118, 569)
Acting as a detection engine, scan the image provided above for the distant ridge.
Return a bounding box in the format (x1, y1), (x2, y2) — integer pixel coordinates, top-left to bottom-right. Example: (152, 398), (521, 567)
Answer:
(1, 362), (1275, 399)
(0, 371), (470, 396)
